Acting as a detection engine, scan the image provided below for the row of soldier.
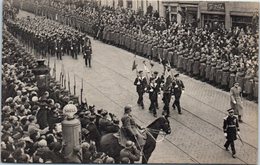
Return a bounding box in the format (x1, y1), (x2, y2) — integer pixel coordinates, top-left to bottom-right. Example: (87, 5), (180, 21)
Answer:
(6, 17), (92, 65)
(22, 0), (259, 101)
(134, 65), (184, 118)
(2, 29), (140, 163)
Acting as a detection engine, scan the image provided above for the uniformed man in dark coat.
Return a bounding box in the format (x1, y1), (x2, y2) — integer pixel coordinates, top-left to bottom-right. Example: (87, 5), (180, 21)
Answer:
(147, 78), (159, 117)
(83, 40), (92, 67)
(223, 108), (240, 158)
(134, 71), (147, 109)
(153, 71), (162, 109)
(172, 73), (185, 114)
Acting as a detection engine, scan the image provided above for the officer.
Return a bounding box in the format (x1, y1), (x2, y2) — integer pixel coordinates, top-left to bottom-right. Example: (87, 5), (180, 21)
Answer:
(147, 78), (159, 117)
(230, 82), (244, 122)
(223, 108), (240, 158)
(162, 66), (173, 117)
(172, 73), (185, 114)
(134, 71), (147, 109)
(153, 71), (162, 109)
(83, 40), (92, 68)
(121, 106), (145, 149)
(55, 37), (63, 60)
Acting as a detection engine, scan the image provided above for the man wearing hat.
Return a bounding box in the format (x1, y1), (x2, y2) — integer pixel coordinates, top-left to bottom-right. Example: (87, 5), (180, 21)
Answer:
(121, 105), (145, 149)
(86, 115), (101, 149)
(134, 70), (147, 109)
(153, 71), (163, 109)
(172, 73), (185, 114)
(99, 109), (119, 135)
(230, 82), (243, 122)
(223, 108), (240, 158)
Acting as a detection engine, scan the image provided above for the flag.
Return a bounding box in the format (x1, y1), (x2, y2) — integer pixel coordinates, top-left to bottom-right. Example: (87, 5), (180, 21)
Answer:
(143, 61), (150, 73)
(132, 59), (138, 71)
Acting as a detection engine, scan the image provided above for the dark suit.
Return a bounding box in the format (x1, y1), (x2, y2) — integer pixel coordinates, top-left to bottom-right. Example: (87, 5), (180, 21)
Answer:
(147, 82), (159, 116)
(83, 45), (92, 67)
(134, 76), (147, 108)
(154, 76), (162, 108)
(86, 122), (101, 149)
(223, 115), (239, 155)
(172, 78), (184, 114)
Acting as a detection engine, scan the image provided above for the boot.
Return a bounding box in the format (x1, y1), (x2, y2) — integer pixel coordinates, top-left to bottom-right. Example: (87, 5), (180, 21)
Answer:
(238, 115), (243, 123)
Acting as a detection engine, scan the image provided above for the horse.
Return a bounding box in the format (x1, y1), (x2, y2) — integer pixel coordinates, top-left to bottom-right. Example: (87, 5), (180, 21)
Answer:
(99, 116), (171, 163)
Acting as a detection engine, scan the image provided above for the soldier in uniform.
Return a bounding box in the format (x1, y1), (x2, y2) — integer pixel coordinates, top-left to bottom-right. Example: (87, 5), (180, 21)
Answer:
(172, 73), (185, 114)
(147, 78), (159, 117)
(134, 71), (147, 109)
(162, 66), (172, 117)
(223, 108), (240, 158)
(121, 106), (145, 149)
(55, 37), (63, 60)
(153, 71), (162, 109)
(230, 82), (244, 122)
(83, 40), (92, 68)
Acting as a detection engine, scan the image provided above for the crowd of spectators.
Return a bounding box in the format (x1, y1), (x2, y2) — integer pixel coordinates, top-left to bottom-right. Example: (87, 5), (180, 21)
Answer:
(1, 30), (125, 163)
(21, 0), (259, 101)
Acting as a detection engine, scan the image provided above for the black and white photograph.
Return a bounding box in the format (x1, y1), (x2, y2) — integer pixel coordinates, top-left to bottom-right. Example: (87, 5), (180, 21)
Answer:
(1, 0), (259, 164)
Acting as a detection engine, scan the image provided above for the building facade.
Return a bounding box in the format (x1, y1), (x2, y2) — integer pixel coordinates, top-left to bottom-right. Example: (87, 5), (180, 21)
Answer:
(99, 0), (259, 29)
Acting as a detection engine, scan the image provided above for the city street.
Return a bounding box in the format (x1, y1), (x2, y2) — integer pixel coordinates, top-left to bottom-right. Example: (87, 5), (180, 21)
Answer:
(18, 10), (258, 164)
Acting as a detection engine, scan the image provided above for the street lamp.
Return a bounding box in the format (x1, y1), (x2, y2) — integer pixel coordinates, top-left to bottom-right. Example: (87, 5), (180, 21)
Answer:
(32, 59), (50, 96)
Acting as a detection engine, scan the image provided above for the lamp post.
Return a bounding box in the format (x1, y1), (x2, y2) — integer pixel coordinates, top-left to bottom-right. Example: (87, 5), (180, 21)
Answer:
(32, 59), (50, 96)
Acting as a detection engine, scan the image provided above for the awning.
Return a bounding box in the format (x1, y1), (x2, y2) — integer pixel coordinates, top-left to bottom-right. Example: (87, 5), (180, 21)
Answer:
(201, 10), (225, 15)
(230, 11), (254, 17)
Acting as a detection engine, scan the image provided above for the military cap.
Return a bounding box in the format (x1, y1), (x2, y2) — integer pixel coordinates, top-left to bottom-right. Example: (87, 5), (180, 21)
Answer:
(174, 73), (180, 77)
(124, 105), (132, 113)
(227, 108), (234, 113)
(154, 71), (159, 75)
(101, 109), (108, 116)
(138, 70), (143, 74)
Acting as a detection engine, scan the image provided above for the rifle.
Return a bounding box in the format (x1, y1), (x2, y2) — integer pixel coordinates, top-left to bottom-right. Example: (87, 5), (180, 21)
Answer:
(80, 78), (83, 104)
(74, 74), (76, 95)
(68, 72), (70, 93)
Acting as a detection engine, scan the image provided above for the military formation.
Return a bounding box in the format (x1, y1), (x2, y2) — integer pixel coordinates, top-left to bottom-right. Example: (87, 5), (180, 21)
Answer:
(2, 0), (257, 162)
(1, 29), (145, 163)
(22, 0), (258, 102)
(6, 17), (92, 65)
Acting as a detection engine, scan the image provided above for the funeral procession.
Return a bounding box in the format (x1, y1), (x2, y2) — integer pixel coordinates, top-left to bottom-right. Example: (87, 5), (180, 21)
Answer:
(1, 0), (259, 164)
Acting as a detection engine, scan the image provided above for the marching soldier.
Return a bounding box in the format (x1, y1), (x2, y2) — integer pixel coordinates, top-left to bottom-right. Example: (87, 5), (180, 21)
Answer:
(55, 37), (63, 60)
(162, 66), (173, 117)
(83, 39), (92, 68)
(153, 71), (163, 109)
(172, 73), (185, 115)
(230, 82), (244, 122)
(147, 78), (159, 117)
(223, 108), (240, 158)
(134, 71), (147, 109)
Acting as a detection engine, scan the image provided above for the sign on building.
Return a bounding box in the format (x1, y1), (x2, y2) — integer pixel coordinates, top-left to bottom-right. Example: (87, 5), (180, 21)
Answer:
(207, 3), (225, 12)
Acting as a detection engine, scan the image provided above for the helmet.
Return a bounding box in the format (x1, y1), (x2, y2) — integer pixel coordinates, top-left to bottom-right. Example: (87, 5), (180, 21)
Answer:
(125, 141), (134, 148)
(124, 105), (132, 113)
